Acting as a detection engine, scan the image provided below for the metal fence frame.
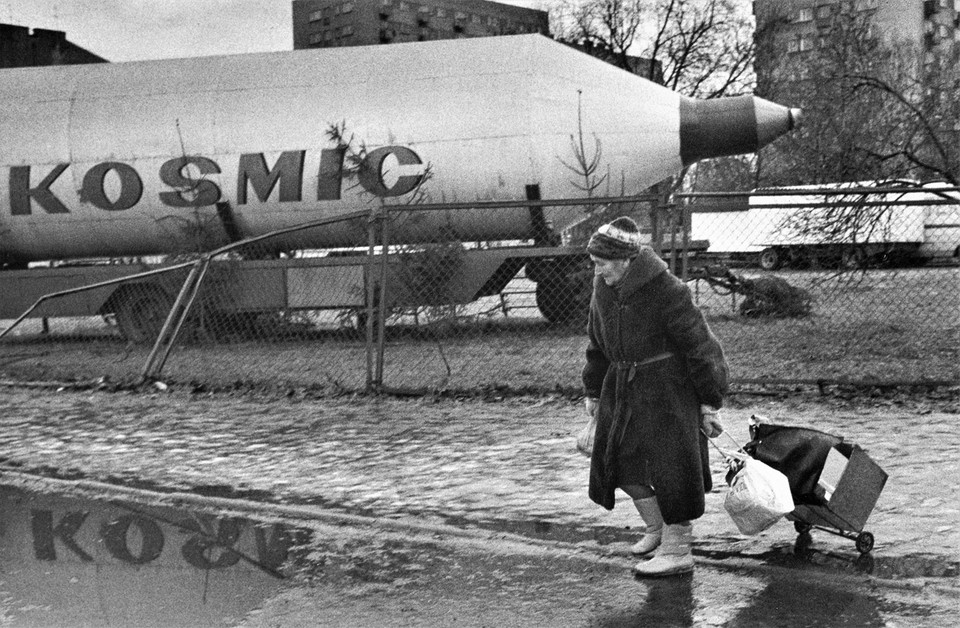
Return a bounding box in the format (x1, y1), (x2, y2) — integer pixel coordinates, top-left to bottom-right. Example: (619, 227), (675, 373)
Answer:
(2, 184), (958, 393)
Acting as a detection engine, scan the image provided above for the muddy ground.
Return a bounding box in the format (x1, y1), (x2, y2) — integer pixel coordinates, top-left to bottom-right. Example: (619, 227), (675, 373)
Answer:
(0, 382), (958, 625)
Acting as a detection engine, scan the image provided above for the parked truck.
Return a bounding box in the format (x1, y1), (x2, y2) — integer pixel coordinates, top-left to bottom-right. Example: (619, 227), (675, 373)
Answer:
(1, 35), (798, 341)
(691, 181), (960, 270)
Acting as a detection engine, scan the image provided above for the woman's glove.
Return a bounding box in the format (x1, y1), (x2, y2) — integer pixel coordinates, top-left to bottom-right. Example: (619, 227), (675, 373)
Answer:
(576, 397), (599, 455)
(700, 404), (724, 438)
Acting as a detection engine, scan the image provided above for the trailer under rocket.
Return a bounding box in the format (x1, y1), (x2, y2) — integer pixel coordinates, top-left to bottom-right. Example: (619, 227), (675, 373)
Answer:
(0, 34), (799, 265)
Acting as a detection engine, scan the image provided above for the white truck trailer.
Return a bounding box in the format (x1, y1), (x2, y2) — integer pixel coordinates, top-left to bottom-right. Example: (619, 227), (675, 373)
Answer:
(691, 182), (960, 270)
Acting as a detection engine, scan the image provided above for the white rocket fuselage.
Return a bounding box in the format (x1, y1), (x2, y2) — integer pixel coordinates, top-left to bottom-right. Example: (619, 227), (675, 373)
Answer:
(0, 35), (797, 264)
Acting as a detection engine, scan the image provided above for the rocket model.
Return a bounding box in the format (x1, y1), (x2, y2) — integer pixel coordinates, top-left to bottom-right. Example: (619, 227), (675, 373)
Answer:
(0, 34), (798, 265)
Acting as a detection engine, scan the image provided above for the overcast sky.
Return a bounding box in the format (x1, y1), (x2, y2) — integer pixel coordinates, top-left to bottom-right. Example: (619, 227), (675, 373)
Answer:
(4, 0), (550, 63)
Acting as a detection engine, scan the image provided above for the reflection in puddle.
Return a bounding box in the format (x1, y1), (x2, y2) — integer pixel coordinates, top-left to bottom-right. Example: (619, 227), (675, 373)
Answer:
(0, 485), (297, 627)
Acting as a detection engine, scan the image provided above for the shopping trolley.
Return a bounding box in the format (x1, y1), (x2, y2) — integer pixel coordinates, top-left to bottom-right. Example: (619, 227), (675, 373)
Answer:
(741, 415), (888, 555)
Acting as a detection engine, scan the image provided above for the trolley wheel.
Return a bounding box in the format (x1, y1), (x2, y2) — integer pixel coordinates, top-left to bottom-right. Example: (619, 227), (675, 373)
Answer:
(855, 531), (875, 554)
(794, 521), (812, 535)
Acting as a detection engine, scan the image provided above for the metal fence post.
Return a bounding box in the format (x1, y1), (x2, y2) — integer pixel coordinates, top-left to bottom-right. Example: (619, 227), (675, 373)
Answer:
(375, 207), (391, 390)
(365, 208), (378, 392)
(680, 200), (691, 281)
(141, 257), (211, 382)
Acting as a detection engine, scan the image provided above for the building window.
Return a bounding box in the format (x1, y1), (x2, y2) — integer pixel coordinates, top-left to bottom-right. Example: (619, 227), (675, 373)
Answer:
(309, 32), (324, 44)
(417, 5), (431, 25)
(797, 8), (814, 21)
(341, 25), (354, 37)
(788, 38), (800, 53)
(308, 10), (323, 22)
(816, 4), (832, 19)
(436, 8), (446, 18)
(799, 34), (814, 51)
(342, 2), (354, 13)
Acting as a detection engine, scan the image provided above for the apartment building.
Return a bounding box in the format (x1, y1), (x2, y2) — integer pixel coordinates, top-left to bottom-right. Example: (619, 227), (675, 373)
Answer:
(754, 0), (958, 86)
(292, 0), (549, 49)
(0, 23), (106, 68)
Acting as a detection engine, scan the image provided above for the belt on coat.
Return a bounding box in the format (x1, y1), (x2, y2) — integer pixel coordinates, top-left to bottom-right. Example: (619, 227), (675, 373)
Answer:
(613, 352), (676, 382)
(603, 352), (676, 489)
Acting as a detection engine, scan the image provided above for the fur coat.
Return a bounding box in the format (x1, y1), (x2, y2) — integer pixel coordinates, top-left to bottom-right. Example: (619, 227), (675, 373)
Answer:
(582, 247), (729, 523)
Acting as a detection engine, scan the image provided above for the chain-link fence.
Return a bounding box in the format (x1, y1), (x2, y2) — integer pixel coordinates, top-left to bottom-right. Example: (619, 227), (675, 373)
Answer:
(2, 185), (958, 393)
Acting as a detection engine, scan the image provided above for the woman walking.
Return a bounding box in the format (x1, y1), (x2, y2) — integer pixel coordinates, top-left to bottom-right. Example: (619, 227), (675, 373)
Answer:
(578, 216), (728, 577)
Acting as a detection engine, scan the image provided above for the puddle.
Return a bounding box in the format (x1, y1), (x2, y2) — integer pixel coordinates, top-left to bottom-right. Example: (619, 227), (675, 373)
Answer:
(0, 485), (300, 627)
(396, 510), (960, 581)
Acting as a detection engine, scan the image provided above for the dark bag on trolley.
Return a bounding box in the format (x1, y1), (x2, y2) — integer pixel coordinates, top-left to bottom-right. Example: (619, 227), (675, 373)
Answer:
(743, 416), (853, 505)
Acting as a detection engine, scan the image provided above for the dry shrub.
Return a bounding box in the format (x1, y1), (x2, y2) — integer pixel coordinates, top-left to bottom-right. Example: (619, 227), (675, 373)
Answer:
(739, 276), (814, 318)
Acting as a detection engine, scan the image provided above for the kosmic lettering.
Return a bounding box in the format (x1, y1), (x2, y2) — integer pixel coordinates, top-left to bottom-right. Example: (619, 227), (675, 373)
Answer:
(6, 145), (425, 216)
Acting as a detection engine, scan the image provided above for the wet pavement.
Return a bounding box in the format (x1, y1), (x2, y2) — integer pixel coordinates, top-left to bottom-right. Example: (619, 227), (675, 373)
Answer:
(0, 384), (958, 625)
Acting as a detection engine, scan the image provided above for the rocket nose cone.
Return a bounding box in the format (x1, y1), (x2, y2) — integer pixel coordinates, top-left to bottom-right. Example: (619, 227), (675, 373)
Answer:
(789, 107), (803, 130)
(679, 95), (800, 166)
(754, 96), (799, 149)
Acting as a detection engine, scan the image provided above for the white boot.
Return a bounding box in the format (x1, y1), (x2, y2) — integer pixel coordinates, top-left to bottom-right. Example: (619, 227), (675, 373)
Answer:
(630, 497), (663, 557)
(633, 522), (694, 577)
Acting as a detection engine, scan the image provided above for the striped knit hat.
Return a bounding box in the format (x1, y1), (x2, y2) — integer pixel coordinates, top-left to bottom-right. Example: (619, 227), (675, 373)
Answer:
(586, 216), (643, 260)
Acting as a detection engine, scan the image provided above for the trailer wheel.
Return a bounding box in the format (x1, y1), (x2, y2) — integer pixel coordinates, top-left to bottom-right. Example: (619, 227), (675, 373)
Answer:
(841, 246), (867, 269)
(535, 264), (592, 325)
(855, 531), (875, 554)
(113, 285), (171, 344)
(759, 247), (782, 271)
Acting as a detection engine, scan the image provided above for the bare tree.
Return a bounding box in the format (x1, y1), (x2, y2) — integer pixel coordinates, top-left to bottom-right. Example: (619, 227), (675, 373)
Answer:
(652, 0), (755, 97)
(552, 0), (758, 260)
(557, 90), (609, 198)
(552, 0), (648, 72)
(552, 0), (755, 98)
(756, 8), (959, 186)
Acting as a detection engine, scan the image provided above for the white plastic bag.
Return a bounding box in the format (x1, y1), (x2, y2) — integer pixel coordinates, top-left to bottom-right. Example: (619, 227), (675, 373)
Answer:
(724, 457), (795, 535)
(575, 418), (595, 456)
